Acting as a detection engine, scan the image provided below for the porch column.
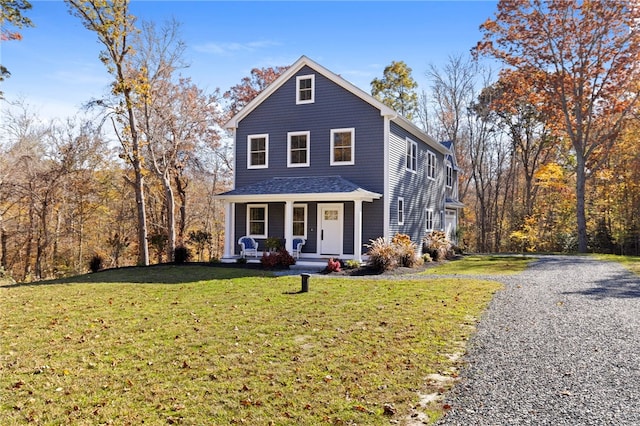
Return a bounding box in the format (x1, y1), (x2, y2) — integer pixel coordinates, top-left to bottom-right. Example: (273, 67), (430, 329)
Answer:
(284, 200), (294, 253)
(223, 202), (233, 258)
(354, 199), (363, 262)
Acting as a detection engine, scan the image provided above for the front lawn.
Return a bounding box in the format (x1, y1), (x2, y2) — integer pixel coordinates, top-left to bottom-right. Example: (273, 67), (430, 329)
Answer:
(1, 265), (501, 424)
(422, 255), (535, 276)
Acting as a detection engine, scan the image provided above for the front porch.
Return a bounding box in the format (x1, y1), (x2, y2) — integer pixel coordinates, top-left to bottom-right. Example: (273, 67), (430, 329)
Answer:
(214, 176), (383, 263)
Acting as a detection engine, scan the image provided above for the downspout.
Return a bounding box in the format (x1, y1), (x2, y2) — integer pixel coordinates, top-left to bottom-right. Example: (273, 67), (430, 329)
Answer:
(383, 113), (396, 240)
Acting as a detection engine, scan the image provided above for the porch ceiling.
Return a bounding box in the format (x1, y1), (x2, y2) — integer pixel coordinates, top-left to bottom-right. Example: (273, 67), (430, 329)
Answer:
(214, 176), (382, 203)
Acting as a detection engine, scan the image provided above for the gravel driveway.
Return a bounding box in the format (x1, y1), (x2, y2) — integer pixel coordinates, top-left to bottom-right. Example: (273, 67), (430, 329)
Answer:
(435, 255), (640, 426)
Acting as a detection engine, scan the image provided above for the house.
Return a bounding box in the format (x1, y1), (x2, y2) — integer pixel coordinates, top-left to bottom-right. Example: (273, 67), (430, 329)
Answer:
(215, 56), (462, 263)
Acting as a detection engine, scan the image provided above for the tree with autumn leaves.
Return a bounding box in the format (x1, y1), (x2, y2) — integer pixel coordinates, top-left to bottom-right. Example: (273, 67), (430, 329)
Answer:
(474, 0), (640, 253)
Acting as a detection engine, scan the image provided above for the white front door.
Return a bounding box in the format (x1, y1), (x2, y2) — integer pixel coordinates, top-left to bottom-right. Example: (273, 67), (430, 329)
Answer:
(445, 209), (457, 242)
(319, 204), (343, 255)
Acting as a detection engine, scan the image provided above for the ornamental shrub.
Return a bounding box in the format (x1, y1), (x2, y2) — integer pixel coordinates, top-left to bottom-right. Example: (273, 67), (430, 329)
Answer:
(365, 237), (398, 272)
(326, 258), (341, 272)
(422, 231), (452, 261)
(260, 248), (296, 269)
(391, 233), (419, 267)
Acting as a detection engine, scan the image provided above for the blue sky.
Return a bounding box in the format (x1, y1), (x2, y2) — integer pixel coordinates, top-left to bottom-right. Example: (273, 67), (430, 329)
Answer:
(1, 0), (498, 121)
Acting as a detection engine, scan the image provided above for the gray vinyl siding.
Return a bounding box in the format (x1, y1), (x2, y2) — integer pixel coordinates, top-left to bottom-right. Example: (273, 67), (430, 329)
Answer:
(235, 66), (385, 195)
(388, 122), (445, 244)
(362, 200), (384, 252)
(233, 65), (387, 255)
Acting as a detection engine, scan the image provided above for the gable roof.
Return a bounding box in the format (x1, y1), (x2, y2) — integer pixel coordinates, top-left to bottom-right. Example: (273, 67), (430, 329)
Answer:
(225, 55), (449, 155)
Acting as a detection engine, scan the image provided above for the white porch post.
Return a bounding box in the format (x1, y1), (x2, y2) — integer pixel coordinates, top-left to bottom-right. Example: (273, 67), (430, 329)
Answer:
(284, 201), (294, 253)
(223, 202), (234, 258)
(354, 200), (363, 262)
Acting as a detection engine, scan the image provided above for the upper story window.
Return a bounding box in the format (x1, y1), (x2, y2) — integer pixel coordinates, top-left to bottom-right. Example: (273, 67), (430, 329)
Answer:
(427, 151), (437, 180)
(247, 134), (268, 169)
(330, 128), (355, 165)
(288, 131), (310, 167)
(406, 138), (417, 172)
(446, 161), (453, 188)
(296, 75), (315, 104)
(398, 197), (405, 225)
(247, 204), (268, 238)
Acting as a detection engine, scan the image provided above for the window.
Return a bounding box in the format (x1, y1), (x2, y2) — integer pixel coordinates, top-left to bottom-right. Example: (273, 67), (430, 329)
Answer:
(425, 209), (434, 232)
(247, 205), (268, 238)
(406, 138), (417, 172)
(296, 75), (315, 104)
(330, 128), (355, 165)
(446, 161), (453, 188)
(293, 204), (307, 238)
(247, 134), (268, 169)
(398, 197), (405, 225)
(288, 131), (310, 167)
(427, 151), (437, 180)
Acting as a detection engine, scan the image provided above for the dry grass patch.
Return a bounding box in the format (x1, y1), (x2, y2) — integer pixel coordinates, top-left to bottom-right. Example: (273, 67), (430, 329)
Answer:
(1, 265), (501, 424)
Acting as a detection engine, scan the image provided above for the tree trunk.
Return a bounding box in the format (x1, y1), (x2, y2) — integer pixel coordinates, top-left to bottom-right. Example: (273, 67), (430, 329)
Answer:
(576, 154), (588, 253)
(162, 173), (176, 262)
(133, 163), (149, 266)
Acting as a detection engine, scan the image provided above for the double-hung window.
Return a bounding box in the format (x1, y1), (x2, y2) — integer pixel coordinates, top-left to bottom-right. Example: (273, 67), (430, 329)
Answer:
(398, 197), (405, 225)
(427, 151), (437, 180)
(330, 128), (355, 165)
(425, 209), (434, 232)
(406, 138), (417, 172)
(296, 75), (315, 104)
(247, 134), (268, 169)
(293, 204), (307, 238)
(446, 161), (453, 188)
(288, 131), (310, 167)
(247, 205), (268, 238)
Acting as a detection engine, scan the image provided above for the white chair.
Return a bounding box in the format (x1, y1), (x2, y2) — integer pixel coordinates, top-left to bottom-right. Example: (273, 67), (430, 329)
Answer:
(292, 237), (305, 259)
(238, 236), (258, 258)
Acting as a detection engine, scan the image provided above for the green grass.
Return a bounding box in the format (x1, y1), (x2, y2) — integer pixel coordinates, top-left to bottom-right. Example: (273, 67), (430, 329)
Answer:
(1, 265), (501, 425)
(592, 253), (640, 276)
(423, 255), (535, 275)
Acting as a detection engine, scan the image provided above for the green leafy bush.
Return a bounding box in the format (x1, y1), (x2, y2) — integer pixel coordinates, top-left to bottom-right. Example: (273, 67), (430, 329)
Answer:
(89, 254), (104, 273)
(173, 245), (191, 264)
(344, 259), (361, 269)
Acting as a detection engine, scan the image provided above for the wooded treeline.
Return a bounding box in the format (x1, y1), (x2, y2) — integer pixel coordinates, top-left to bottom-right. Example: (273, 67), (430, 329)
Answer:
(3, 0), (640, 282)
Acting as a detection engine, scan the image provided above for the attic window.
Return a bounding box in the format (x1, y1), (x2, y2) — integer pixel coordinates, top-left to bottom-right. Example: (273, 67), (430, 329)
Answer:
(296, 74), (315, 104)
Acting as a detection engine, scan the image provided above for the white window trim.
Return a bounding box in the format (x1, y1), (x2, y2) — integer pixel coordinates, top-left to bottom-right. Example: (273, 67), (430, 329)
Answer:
(426, 209), (434, 232)
(330, 127), (355, 166)
(296, 74), (315, 105)
(287, 131), (310, 168)
(406, 138), (417, 173)
(446, 161), (453, 188)
(247, 134), (269, 169)
(398, 197), (405, 225)
(427, 151), (437, 180)
(247, 204), (268, 238)
(293, 204), (308, 238)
